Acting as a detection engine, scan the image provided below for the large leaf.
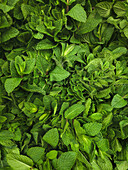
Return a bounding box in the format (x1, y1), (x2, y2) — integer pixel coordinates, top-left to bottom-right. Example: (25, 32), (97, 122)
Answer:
(64, 104), (85, 119)
(57, 151), (77, 170)
(43, 128), (59, 147)
(36, 39), (57, 50)
(83, 122), (102, 136)
(113, 2), (126, 17)
(4, 78), (22, 93)
(77, 11), (102, 34)
(27, 147), (45, 163)
(1, 27), (19, 43)
(96, 2), (112, 18)
(67, 4), (87, 23)
(111, 94), (127, 108)
(7, 154), (33, 170)
(50, 66), (70, 81)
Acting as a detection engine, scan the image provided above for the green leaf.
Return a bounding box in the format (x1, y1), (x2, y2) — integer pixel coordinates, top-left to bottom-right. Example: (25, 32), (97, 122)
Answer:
(50, 66), (70, 81)
(67, 4), (87, 23)
(1, 27), (19, 43)
(83, 122), (102, 136)
(113, 2), (126, 17)
(7, 154), (33, 170)
(123, 26), (128, 38)
(77, 11), (102, 34)
(43, 128), (59, 147)
(65, 104), (85, 119)
(27, 147), (45, 163)
(96, 2), (112, 18)
(36, 55), (49, 74)
(89, 113), (102, 120)
(4, 78), (22, 93)
(120, 120), (128, 139)
(0, 130), (14, 140)
(46, 150), (58, 159)
(23, 58), (35, 74)
(36, 39), (57, 50)
(0, 116), (7, 123)
(111, 94), (127, 108)
(57, 151), (77, 170)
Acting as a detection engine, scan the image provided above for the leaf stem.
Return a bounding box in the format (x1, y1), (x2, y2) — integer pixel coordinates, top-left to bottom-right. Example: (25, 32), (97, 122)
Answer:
(66, 0), (69, 13)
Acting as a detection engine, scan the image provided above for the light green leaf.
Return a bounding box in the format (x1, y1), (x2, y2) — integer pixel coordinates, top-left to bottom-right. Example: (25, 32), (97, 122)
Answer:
(83, 122), (102, 136)
(57, 151), (77, 170)
(96, 2), (112, 18)
(0, 130), (14, 140)
(0, 116), (7, 123)
(123, 26), (128, 38)
(36, 55), (49, 74)
(46, 150), (58, 159)
(4, 78), (22, 93)
(67, 4), (87, 23)
(113, 2), (126, 17)
(89, 113), (102, 120)
(1, 27), (19, 43)
(77, 11), (102, 34)
(65, 104), (85, 119)
(36, 39), (57, 50)
(23, 58), (35, 74)
(50, 66), (70, 81)
(120, 120), (128, 139)
(7, 154), (33, 170)
(116, 161), (128, 170)
(43, 128), (59, 147)
(111, 94), (127, 108)
(27, 147), (45, 163)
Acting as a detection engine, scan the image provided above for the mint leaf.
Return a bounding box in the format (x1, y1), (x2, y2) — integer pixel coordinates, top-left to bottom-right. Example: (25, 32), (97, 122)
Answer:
(36, 39), (57, 50)
(57, 151), (77, 170)
(83, 122), (102, 136)
(65, 104), (85, 119)
(67, 4), (87, 23)
(96, 2), (112, 18)
(4, 78), (22, 93)
(111, 94), (127, 108)
(1, 27), (19, 43)
(27, 147), (45, 163)
(43, 128), (59, 147)
(50, 66), (70, 81)
(7, 154), (33, 170)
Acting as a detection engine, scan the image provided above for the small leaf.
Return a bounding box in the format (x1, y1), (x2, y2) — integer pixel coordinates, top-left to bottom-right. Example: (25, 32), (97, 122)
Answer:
(65, 104), (85, 119)
(43, 128), (59, 147)
(57, 151), (77, 170)
(67, 4), (87, 23)
(46, 150), (58, 159)
(111, 94), (127, 108)
(50, 66), (70, 81)
(4, 78), (22, 93)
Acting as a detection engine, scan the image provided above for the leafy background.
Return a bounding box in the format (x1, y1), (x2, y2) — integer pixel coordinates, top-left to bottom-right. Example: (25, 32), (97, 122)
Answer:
(0, 0), (128, 169)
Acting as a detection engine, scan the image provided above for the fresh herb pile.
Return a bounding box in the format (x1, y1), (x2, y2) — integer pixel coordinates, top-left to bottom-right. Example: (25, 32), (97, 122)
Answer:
(0, 0), (128, 169)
